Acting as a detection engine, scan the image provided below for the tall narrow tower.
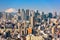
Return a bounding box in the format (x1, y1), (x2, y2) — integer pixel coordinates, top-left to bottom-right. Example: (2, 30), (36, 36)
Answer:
(30, 10), (34, 28)
(26, 9), (30, 20)
(17, 9), (22, 21)
(21, 9), (25, 20)
(2, 12), (6, 20)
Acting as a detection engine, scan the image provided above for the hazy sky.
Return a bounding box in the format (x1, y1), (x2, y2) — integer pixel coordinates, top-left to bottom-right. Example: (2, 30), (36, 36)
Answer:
(0, 0), (60, 14)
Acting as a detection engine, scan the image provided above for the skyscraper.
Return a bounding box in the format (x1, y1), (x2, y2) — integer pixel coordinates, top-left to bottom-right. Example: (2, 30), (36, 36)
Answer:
(48, 12), (53, 18)
(26, 9), (30, 20)
(5, 13), (13, 20)
(30, 10), (34, 27)
(21, 9), (25, 20)
(54, 12), (57, 18)
(18, 9), (20, 13)
(0, 12), (3, 19)
(17, 9), (22, 21)
(26, 9), (29, 16)
(2, 12), (6, 20)
(35, 10), (40, 17)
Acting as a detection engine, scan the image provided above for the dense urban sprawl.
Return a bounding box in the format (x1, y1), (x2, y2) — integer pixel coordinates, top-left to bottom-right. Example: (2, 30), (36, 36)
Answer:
(0, 9), (60, 40)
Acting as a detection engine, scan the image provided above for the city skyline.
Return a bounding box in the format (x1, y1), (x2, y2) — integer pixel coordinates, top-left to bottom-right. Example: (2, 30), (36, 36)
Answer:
(0, 0), (60, 14)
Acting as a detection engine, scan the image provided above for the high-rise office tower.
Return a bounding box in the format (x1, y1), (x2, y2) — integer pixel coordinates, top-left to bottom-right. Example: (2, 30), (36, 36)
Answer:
(54, 12), (57, 18)
(48, 12), (53, 18)
(30, 10), (34, 27)
(21, 9), (25, 20)
(26, 9), (30, 20)
(5, 13), (13, 20)
(41, 12), (44, 19)
(17, 9), (22, 21)
(18, 9), (20, 14)
(0, 12), (3, 19)
(6, 13), (9, 19)
(35, 10), (40, 17)
(26, 9), (29, 16)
